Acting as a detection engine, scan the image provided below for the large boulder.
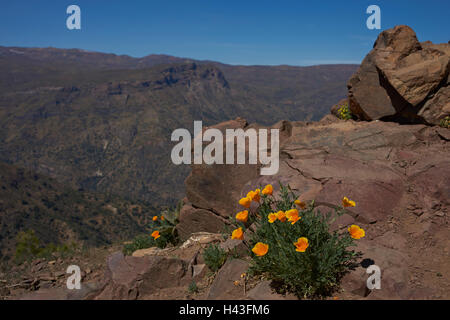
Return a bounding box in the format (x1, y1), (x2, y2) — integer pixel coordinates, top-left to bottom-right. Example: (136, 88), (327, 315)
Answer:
(418, 85), (450, 124)
(348, 25), (449, 124)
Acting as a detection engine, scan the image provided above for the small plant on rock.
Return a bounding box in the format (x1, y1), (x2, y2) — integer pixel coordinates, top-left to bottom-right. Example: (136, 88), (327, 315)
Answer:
(123, 204), (182, 255)
(188, 281), (199, 294)
(337, 102), (353, 120)
(148, 211), (179, 249)
(203, 243), (228, 272)
(440, 116), (450, 129)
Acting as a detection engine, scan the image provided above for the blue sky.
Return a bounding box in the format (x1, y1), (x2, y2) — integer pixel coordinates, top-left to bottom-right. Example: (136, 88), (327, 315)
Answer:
(1, 0), (448, 66)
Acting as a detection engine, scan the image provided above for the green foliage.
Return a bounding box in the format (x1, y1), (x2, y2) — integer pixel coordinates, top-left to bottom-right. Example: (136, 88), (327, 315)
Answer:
(337, 102), (352, 120)
(14, 229), (78, 264)
(15, 230), (41, 262)
(122, 234), (154, 255)
(203, 243), (228, 272)
(150, 205), (181, 248)
(0, 162), (159, 263)
(123, 203), (181, 255)
(248, 183), (361, 299)
(188, 281), (199, 294)
(440, 116), (450, 129)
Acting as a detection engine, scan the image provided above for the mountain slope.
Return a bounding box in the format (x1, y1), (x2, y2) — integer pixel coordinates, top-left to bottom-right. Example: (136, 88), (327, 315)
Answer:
(0, 46), (358, 206)
(0, 162), (158, 263)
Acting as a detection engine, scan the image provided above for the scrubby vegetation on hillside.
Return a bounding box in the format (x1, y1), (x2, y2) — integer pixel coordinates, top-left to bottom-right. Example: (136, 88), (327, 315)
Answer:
(0, 162), (158, 264)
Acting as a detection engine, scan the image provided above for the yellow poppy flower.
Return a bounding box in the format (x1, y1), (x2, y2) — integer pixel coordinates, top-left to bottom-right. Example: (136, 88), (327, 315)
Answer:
(294, 237), (309, 252)
(268, 213), (277, 223)
(152, 216), (158, 221)
(348, 225), (365, 239)
(342, 197), (356, 207)
(261, 184), (273, 195)
(252, 242), (269, 257)
(235, 210), (248, 223)
(231, 227), (244, 240)
(276, 210), (287, 222)
(239, 196), (252, 208)
(151, 231), (160, 240)
(294, 199), (306, 209)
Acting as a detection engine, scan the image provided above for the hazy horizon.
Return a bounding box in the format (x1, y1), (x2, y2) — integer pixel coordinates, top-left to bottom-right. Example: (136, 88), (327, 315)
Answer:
(1, 44), (365, 67)
(1, 0), (448, 66)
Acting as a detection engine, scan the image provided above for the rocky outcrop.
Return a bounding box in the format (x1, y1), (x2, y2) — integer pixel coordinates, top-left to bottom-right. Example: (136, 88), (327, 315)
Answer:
(348, 25), (449, 124)
(179, 117), (449, 225)
(177, 116), (450, 299)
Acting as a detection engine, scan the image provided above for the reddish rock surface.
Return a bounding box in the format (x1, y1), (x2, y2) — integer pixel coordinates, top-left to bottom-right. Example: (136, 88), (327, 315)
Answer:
(206, 259), (249, 300)
(94, 252), (192, 300)
(177, 116), (450, 299)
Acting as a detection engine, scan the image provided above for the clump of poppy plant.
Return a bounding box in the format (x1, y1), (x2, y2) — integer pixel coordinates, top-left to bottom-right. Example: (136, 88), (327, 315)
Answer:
(147, 208), (180, 249)
(123, 202), (182, 255)
(232, 183), (363, 299)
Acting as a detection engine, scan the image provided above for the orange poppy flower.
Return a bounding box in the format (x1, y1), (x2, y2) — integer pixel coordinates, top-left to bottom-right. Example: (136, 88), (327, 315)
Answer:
(276, 210), (287, 222)
(151, 231), (160, 240)
(294, 237), (309, 252)
(252, 242), (269, 257)
(268, 213), (277, 223)
(294, 199), (306, 209)
(161, 215), (165, 221)
(348, 225), (365, 239)
(262, 184), (273, 196)
(231, 227), (244, 240)
(291, 216), (301, 224)
(152, 216), (158, 221)
(247, 190), (260, 203)
(254, 189), (261, 202)
(286, 209), (301, 225)
(235, 210), (248, 223)
(239, 196), (252, 208)
(342, 197), (356, 208)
